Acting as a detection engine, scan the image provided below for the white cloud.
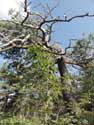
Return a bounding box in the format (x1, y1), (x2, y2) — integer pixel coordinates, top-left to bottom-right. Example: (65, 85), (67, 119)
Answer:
(0, 0), (24, 19)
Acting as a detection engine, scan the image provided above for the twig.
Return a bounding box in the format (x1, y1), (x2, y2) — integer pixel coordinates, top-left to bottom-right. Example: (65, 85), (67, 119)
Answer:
(21, 12), (29, 25)
(39, 13), (94, 27)
(21, 0), (29, 25)
(0, 34), (30, 48)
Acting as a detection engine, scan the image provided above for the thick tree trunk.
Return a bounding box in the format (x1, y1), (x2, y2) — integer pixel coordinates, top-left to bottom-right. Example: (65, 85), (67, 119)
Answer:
(57, 56), (67, 81)
(57, 56), (74, 102)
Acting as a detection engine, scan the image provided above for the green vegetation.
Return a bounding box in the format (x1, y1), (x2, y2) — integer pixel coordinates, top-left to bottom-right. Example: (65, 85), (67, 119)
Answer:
(0, 1), (94, 125)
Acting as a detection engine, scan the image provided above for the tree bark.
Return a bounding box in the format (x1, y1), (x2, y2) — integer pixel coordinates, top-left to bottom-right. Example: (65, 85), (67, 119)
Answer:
(57, 56), (74, 102)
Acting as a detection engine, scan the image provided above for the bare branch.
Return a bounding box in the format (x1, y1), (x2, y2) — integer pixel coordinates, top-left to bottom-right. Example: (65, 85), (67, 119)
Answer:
(21, 12), (29, 25)
(30, 12), (44, 20)
(0, 46), (14, 52)
(39, 13), (94, 27)
(21, 0), (29, 25)
(0, 34), (30, 49)
(24, 0), (28, 12)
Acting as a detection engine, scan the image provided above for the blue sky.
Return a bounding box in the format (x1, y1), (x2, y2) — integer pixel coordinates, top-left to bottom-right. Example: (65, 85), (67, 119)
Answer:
(16, 0), (94, 48)
(48, 0), (94, 47)
(31, 0), (94, 48)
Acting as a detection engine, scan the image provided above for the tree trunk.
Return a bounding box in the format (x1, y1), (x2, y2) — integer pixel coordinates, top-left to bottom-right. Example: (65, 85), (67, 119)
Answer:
(57, 56), (74, 102)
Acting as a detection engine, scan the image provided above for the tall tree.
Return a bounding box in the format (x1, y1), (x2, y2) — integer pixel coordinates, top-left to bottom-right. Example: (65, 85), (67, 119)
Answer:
(0, 0), (94, 125)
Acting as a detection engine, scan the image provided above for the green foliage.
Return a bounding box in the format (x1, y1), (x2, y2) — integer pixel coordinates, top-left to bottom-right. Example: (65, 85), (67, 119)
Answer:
(1, 34), (94, 124)
(70, 33), (94, 125)
(0, 12), (94, 124)
(0, 116), (42, 125)
(0, 44), (63, 124)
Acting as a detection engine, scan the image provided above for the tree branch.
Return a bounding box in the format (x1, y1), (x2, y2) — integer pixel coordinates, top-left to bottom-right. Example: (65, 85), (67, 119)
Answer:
(39, 13), (94, 27)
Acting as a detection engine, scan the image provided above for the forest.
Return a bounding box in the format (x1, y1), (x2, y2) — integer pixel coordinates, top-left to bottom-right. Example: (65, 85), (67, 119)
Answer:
(0, 0), (94, 125)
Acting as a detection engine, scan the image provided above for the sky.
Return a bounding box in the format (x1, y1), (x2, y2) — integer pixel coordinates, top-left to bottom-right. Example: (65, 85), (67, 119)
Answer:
(52, 0), (94, 47)
(0, 0), (23, 19)
(0, 0), (94, 63)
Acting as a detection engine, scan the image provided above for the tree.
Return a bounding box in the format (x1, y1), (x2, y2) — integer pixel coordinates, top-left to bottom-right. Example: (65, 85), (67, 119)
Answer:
(69, 34), (94, 125)
(0, 0), (94, 125)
